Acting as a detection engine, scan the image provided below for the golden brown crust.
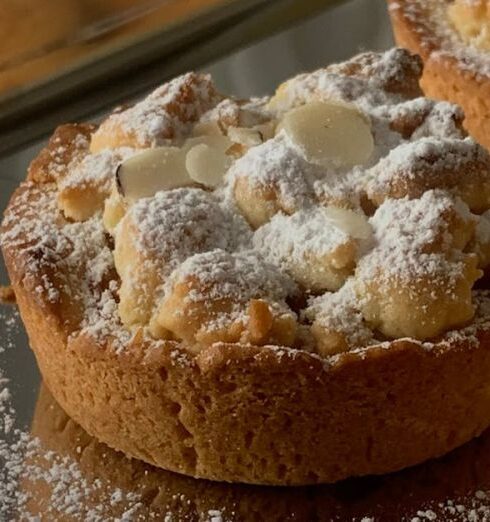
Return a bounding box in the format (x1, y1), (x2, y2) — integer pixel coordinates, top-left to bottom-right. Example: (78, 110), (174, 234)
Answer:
(0, 284), (15, 304)
(388, 0), (490, 150)
(4, 178), (490, 485)
(27, 123), (96, 184)
(25, 384), (490, 520)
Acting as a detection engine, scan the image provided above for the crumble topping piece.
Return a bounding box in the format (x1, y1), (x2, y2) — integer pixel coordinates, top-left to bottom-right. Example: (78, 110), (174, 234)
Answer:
(229, 133), (327, 229)
(114, 188), (250, 331)
(355, 190), (481, 340)
(305, 280), (374, 356)
(366, 137), (490, 212)
(90, 72), (222, 152)
(155, 249), (298, 350)
(254, 207), (372, 292)
(27, 124), (94, 184)
(58, 147), (136, 221)
(267, 48), (423, 113)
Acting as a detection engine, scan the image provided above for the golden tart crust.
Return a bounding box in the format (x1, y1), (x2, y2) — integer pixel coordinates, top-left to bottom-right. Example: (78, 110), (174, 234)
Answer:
(388, 0), (490, 150)
(4, 50), (490, 485)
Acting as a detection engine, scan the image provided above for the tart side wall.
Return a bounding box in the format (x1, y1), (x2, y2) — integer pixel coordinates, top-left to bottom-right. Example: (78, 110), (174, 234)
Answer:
(4, 214), (490, 485)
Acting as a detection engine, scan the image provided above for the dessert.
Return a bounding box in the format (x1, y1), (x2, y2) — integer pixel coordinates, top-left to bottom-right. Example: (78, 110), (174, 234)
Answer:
(21, 383), (490, 520)
(388, 0), (490, 150)
(3, 49), (490, 486)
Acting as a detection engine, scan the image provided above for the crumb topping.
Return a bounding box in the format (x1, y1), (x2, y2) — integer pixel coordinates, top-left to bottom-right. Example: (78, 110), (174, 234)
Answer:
(3, 48), (490, 358)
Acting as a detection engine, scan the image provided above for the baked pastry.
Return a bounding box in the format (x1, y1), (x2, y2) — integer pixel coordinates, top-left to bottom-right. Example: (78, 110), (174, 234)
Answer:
(4, 48), (490, 486)
(388, 0), (490, 150)
(22, 383), (490, 520)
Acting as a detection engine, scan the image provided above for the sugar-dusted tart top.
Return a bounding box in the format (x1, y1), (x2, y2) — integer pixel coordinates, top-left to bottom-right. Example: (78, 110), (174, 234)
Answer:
(4, 48), (490, 359)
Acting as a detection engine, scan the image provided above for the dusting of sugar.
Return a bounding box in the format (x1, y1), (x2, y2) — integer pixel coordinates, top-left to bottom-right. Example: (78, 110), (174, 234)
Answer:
(166, 248), (296, 305)
(366, 136), (490, 200)
(389, 0), (490, 78)
(226, 132), (325, 212)
(126, 187), (251, 276)
(95, 72), (222, 148)
(305, 279), (376, 348)
(59, 147), (136, 193)
(357, 190), (474, 287)
(3, 47), (490, 363)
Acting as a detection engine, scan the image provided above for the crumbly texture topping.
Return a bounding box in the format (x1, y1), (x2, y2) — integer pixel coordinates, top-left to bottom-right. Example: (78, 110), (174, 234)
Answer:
(3, 49), (490, 358)
(165, 249), (296, 305)
(91, 73), (222, 149)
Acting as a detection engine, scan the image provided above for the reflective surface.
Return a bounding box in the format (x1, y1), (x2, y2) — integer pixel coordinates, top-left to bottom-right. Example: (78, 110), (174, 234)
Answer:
(5, 1), (487, 519)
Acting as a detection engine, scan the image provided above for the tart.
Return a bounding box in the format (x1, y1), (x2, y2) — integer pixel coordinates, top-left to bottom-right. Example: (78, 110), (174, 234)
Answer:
(23, 383), (490, 520)
(388, 0), (490, 150)
(4, 48), (490, 486)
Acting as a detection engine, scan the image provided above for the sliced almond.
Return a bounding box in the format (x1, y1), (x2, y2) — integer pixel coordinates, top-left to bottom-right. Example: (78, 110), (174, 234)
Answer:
(186, 143), (231, 188)
(116, 147), (190, 203)
(192, 120), (223, 137)
(255, 120), (276, 141)
(227, 126), (263, 148)
(278, 100), (374, 168)
(323, 206), (372, 240)
(183, 134), (232, 154)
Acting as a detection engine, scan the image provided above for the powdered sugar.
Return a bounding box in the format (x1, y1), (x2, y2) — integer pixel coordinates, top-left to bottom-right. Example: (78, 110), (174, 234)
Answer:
(59, 147), (136, 194)
(227, 132), (324, 212)
(366, 136), (490, 202)
(165, 248), (296, 306)
(125, 188), (251, 276)
(3, 48), (490, 358)
(357, 190), (474, 285)
(94, 73), (222, 148)
(389, 0), (490, 78)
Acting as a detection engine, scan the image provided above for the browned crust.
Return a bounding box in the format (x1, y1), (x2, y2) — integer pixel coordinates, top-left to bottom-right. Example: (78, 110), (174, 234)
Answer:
(27, 123), (96, 184)
(387, 0), (490, 150)
(25, 384), (490, 519)
(4, 181), (490, 486)
(0, 284), (15, 304)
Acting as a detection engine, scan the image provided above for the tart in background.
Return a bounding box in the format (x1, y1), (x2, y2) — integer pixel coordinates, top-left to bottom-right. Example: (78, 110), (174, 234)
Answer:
(388, 0), (490, 150)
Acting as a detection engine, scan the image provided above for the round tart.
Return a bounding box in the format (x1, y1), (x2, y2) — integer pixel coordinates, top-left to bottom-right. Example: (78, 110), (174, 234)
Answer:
(4, 48), (490, 486)
(388, 0), (490, 150)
